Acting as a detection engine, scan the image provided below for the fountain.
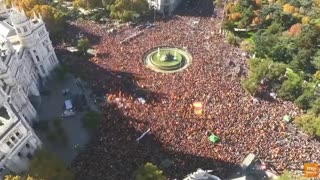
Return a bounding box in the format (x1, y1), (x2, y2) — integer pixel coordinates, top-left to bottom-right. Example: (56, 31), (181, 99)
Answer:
(143, 46), (192, 73)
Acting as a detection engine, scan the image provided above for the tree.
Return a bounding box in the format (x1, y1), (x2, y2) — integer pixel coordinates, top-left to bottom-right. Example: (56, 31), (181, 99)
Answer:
(4, 0), (65, 41)
(288, 23), (302, 36)
(242, 58), (287, 95)
(55, 65), (68, 81)
(277, 171), (308, 180)
(102, 0), (115, 10)
(77, 38), (90, 55)
(311, 50), (320, 70)
(283, 4), (296, 14)
(215, 0), (223, 7)
(295, 113), (320, 137)
(4, 175), (35, 180)
(82, 110), (102, 131)
(32, 5), (65, 40)
(295, 25), (320, 49)
(110, 0), (135, 21)
(289, 48), (313, 72)
(277, 69), (303, 101)
(7, 0), (45, 11)
(133, 0), (149, 13)
(28, 149), (74, 180)
(134, 163), (166, 180)
(242, 76), (260, 95)
(253, 22), (285, 58)
(110, 0), (148, 22)
(269, 35), (297, 63)
(4, 175), (37, 180)
(309, 97), (320, 115)
(294, 82), (316, 109)
(73, 0), (101, 9)
(259, 4), (282, 28)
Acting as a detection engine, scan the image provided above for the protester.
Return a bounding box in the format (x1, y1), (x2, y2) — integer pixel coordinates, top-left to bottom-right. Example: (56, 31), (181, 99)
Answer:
(59, 0), (320, 179)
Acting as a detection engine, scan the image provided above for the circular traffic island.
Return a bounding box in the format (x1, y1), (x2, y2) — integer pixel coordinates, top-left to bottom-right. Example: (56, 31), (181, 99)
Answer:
(143, 47), (192, 73)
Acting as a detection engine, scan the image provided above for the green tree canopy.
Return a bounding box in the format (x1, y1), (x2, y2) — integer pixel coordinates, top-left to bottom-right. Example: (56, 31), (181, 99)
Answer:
(28, 149), (74, 180)
(110, 0), (148, 22)
(134, 163), (166, 180)
(311, 50), (320, 70)
(73, 0), (101, 9)
(277, 171), (308, 180)
(278, 68), (303, 100)
(82, 110), (102, 131)
(4, 175), (35, 180)
(102, 0), (115, 10)
(4, 0), (65, 41)
(77, 38), (90, 55)
(296, 113), (320, 137)
(294, 81), (316, 109)
(32, 5), (65, 39)
(242, 58), (287, 95)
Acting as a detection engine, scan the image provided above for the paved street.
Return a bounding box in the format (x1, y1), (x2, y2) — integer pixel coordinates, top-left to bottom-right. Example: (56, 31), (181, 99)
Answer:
(36, 74), (98, 164)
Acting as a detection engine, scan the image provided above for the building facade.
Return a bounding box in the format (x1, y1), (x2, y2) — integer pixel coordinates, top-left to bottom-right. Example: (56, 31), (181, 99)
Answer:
(148, 0), (182, 15)
(0, 2), (59, 177)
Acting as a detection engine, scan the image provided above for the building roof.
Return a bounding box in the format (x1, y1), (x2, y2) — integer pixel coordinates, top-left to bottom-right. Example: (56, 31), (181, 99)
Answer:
(9, 9), (28, 25)
(65, 100), (73, 110)
(0, 21), (15, 38)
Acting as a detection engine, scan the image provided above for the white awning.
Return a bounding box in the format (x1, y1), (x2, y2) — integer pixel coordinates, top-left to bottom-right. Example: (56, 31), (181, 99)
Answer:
(65, 99), (73, 110)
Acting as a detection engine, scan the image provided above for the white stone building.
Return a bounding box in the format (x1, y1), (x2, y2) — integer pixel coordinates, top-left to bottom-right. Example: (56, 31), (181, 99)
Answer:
(148, 0), (182, 15)
(0, 2), (59, 177)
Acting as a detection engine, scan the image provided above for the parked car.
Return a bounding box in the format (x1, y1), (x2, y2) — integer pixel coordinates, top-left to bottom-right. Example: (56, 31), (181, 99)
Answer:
(61, 99), (76, 117)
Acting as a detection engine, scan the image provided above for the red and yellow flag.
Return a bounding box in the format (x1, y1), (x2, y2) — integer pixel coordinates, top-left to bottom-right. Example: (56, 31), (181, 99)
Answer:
(193, 102), (203, 115)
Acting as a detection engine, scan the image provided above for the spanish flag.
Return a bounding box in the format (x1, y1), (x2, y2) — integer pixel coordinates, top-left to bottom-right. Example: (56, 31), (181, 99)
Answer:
(193, 102), (203, 115)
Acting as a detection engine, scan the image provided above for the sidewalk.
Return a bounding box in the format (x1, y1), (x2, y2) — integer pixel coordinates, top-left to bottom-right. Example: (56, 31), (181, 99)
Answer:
(36, 74), (98, 164)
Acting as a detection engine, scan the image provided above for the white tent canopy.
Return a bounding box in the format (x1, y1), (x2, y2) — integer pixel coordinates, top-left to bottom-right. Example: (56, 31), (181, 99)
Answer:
(65, 99), (73, 110)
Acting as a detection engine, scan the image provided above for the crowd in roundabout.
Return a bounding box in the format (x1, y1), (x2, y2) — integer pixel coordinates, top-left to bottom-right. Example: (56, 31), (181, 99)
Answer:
(60, 0), (320, 179)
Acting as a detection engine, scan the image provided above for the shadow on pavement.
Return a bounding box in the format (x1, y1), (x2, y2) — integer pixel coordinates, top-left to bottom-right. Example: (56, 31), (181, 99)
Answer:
(57, 49), (165, 104)
(174, 0), (214, 17)
(71, 103), (239, 180)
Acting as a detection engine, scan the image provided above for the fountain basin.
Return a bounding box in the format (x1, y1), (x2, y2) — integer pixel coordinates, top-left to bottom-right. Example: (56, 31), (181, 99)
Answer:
(143, 47), (192, 73)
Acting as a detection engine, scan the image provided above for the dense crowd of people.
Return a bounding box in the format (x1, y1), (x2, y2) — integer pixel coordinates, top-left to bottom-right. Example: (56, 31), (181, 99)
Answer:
(59, 0), (320, 179)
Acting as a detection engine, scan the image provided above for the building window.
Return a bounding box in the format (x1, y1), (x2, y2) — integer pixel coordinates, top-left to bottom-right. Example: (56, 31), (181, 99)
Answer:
(26, 143), (30, 148)
(11, 136), (17, 143)
(6, 141), (13, 148)
(15, 132), (22, 138)
(27, 153), (32, 160)
(46, 46), (50, 53)
(39, 30), (45, 37)
(0, 106), (9, 119)
(33, 50), (40, 62)
(23, 26), (27, 32)
(40, 65), (45, 74)
(1, 80), (7, 91)
(23, 115), (29, 122)
(49, 55), (55, 65)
